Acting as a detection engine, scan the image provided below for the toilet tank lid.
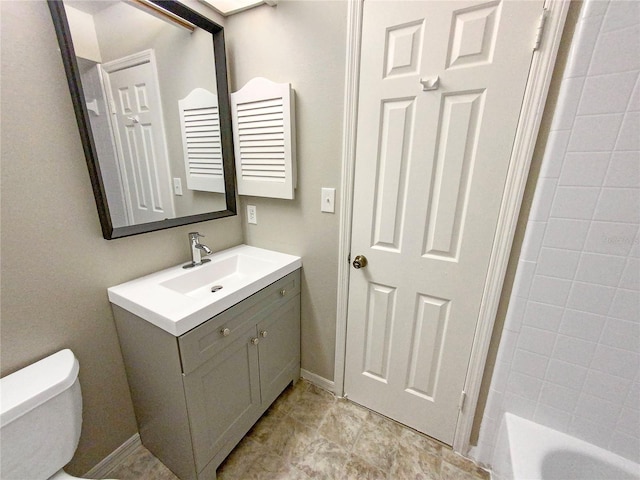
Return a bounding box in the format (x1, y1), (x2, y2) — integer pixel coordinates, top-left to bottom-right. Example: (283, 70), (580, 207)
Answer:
(1, 349), (80, 428)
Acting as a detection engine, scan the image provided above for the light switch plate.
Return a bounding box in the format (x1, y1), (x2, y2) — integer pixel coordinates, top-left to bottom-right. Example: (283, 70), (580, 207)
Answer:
(321, 188), (335, 213)
(247, 205), (257, 224)
(173, 178), (183, 196)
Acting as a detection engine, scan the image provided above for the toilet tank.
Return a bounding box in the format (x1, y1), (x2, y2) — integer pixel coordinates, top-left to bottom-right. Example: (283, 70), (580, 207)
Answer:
(0, 349), (82, 479)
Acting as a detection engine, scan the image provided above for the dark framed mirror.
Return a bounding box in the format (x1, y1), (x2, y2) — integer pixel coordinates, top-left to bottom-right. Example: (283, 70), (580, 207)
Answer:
(48, 0), (236, 239)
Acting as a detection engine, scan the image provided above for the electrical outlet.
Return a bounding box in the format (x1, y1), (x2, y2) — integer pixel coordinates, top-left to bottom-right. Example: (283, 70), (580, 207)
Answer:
(247, 205), (257, 224)
(173, 178), (183, 196)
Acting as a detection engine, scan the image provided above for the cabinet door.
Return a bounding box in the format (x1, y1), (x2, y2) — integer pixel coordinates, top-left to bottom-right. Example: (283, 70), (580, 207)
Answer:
(257, 296), (301, 406)
(182, 323), (261, 473)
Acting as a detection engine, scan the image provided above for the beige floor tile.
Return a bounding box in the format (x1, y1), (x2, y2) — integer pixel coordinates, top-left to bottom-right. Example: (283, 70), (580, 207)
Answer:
(318, 401), (366, 449)
(291, 436), (350, 479)
(341, 453), (388, 480)
(107, 381), (491, 480)
(441, 447), (490, 479)
(263, 414), (318, 459)
(217, 437), (266, 480)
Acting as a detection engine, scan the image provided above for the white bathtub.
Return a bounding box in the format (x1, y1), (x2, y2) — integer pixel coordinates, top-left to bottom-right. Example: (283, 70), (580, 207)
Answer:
(491, 413), (640, 480)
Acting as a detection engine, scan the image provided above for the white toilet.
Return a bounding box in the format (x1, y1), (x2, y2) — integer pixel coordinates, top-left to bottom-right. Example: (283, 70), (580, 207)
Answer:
(0, 349), (98, 479)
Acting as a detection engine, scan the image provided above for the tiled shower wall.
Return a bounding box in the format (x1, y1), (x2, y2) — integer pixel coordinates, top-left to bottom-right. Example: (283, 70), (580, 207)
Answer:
(475, 0), (640, 466)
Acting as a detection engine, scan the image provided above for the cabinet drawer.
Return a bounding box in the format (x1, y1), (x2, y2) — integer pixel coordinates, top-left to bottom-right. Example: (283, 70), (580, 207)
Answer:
(179, 270), (300, 374)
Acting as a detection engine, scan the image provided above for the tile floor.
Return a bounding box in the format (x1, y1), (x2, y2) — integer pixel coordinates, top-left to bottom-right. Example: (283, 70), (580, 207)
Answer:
(106, 380), (489, 480)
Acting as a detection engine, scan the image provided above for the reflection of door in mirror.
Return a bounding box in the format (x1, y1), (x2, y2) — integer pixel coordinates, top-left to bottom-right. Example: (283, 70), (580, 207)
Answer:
(101, 50), (175, 226)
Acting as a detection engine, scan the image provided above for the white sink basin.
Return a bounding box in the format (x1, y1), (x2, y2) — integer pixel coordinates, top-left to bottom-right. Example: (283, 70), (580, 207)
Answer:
(108, 245), (301, 336)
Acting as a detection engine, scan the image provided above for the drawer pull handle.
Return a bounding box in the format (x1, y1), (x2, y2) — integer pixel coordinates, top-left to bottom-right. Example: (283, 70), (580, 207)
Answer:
(220, 327), (230, 337)
(280, 288), (287, 296)
(250, 337), (259, 345)
(260, 330), (268, 338)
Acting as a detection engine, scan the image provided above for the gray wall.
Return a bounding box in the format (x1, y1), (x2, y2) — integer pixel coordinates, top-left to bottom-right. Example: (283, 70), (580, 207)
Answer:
(225, 0), (348, 381)
(0, 1), (242, 475)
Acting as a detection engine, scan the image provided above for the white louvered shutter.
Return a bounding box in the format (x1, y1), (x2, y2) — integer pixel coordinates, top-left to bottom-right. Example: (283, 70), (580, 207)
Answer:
(231, 78), (296, 199)
(178, 88), (224, 193)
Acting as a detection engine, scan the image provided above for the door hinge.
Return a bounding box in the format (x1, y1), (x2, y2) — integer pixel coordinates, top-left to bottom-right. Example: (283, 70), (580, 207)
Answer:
(534, 9), (549, 51)
(458, 390), (467, 411)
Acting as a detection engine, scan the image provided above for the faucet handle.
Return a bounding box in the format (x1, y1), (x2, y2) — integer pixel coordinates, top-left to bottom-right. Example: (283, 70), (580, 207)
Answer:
(189, 231), (205, 239)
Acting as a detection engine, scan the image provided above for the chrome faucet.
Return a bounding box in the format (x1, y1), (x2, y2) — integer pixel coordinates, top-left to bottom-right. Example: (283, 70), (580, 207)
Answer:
(183, 232), (213, 269)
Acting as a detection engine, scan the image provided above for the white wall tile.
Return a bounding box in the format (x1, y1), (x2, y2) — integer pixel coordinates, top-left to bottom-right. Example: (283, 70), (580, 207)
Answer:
(502, 392), (537, 418)
(604, 152), (640, 187)
(567, 114), (624, 152)
(601, 0), (640, 32)
(559, 152), (610, 186)
(543, 218), (590, 250)
(565, 15), (603, 78)
(534, 403), (572, 430)
(582, 0), (608, 19)
(529, 275), (572, 306)
(575, 393), (622, 428)
(608, 288), (640, 322)
(616, 111), (640, 151)
(583, 369), (632, 403)
(625, 381), (640, 409)
(546, 359), (588, 390)
(511, 260), (537, 298)
(503, 295), (526, 333)
(552, 77), (585, 130)
(536, 247), (580, 279)
(511, 349), (549, 379)
(496, 329), (519, 365)
(629, 77), (640, 112)
(566, 281), (616, 315)
(523, 301), (565, 331)
(505, 371), (543, 399)
(559, 309), (606, 342)
(540, 130), (571, 178)
(553, 335), (597, 367)
(616, 406), (640, 438)
(594, 188), (640, 223)
(529, 178), (557, 221)
(584, 222), (639, 256)
(592, 344), (640, 380)
(550, 186), (600, 220)
(517, 326), (557, 356)
(619, 258), (640, 290)
(575, 252), (626, 286)
(539, 382), (580, 412)
(578, 71), (638, 115)
(520, 221), (546, 262)
(589, 24), (640, 76)
(601, 318), (640, 352)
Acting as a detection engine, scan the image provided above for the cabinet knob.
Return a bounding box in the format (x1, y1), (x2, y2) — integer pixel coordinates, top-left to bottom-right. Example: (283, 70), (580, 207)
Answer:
(250, 337), (259, 345)
(259, 330), (268, 338)
(220, 327), (230, 337)
(280, 288), (287, 296)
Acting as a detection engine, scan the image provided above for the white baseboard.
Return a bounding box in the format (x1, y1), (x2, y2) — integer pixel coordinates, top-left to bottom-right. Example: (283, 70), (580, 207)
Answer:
(85, 433), (141, 479)
(300, 369), (335, 394)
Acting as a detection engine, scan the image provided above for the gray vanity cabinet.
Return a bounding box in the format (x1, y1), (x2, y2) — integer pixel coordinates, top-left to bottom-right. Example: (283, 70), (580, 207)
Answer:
(112, 270), (301, 480)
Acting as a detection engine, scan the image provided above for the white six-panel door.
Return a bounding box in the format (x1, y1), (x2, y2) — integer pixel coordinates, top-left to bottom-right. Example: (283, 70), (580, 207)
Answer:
(102, 53), (175, 225)
(344, 0), (544, 445)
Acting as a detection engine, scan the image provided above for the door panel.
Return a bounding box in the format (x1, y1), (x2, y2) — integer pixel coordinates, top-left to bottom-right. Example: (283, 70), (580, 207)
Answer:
(105, 58), (175, 224)
(345, 0), (543, 445)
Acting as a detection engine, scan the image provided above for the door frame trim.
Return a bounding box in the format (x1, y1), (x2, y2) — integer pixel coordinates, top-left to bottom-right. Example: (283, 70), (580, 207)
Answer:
(334, 0), (570, 454)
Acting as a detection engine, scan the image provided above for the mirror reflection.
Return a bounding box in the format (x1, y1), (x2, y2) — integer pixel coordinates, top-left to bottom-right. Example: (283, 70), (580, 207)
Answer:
(51, 0), (236, 238)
